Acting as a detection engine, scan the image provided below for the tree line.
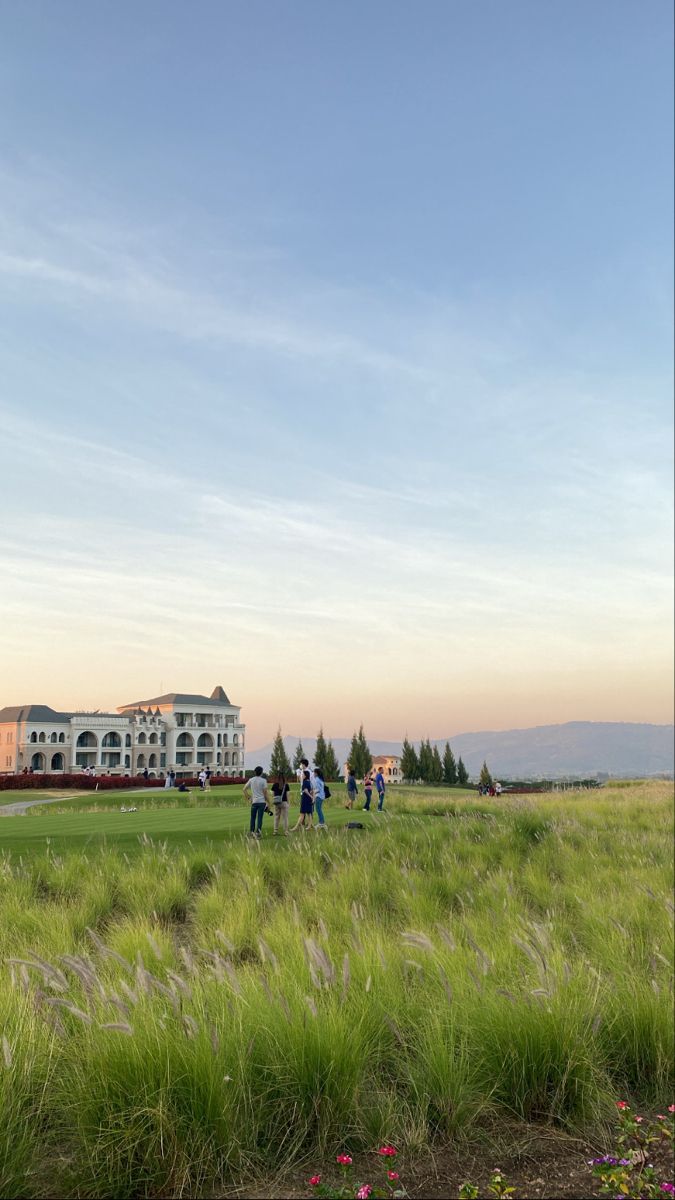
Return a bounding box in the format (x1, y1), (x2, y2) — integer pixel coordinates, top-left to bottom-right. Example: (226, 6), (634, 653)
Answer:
(401, 736), (470, 786)
(268, 726), (489, 788)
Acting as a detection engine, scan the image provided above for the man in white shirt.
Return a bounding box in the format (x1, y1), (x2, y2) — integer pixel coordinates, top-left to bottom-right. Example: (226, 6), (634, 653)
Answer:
(243, 766), (270, 839)
(296, 756), (315, 789)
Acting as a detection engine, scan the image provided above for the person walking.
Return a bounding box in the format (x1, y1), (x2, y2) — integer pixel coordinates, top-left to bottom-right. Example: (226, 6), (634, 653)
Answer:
(375, 767), (386, 810)
(271, 773), (291, 835)
(313, 768), (327, 830)
(243, 766), (270, 839)
(345, 768), (358, 809)
(198, 769), (207, 790)
(291, 769), (314, 831)
(363, 772), (373, 811)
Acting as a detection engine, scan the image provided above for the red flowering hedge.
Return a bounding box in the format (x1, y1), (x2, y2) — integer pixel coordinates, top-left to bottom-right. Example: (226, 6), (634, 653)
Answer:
(0, 774), (246, 792)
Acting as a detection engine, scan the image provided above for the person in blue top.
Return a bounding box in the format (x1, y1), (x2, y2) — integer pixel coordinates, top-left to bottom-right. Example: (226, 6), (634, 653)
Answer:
(313, 768), (327, 830)
(375, 769), (386, 810)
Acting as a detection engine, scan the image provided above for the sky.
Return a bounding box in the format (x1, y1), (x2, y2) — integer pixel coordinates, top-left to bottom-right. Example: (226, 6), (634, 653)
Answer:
(0, 0), (672, 750)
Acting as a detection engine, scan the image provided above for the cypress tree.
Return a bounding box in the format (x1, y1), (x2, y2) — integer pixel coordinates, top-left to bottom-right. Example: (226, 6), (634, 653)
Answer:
(431, 744), (443, 785)
(457, 756), (469, 786)
(357, 724), (372, 775)
(418, 738), (432, 783)
(292, 741), (305, 771)
(269, 728), (293, 778)
(314, 728), (328, 775)
(323, 740), (341, 782)
(400, 736), (418, 782)
(479, 760), (493, 789)
(443, 742), (457, 786)
(347, 731), (361, 778)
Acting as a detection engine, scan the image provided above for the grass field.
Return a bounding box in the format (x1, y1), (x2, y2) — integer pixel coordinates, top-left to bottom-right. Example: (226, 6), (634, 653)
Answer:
(0, 780), (672, 1197)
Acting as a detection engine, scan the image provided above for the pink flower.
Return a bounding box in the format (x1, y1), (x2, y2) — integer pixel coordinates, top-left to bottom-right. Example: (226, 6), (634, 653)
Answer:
(357, 1188), (373, 1200)
(658, 1115), (667, 1120)
(617, 1101), (629, 1110)
(309, 1176), (321, 1187)
(377, 1145), (398, 1156)
(387, 1170), (400, 1180)
(336, 1155), (353, 1166)
(635, 1116), (644, 1124)
(669, 1105), (675, 1113)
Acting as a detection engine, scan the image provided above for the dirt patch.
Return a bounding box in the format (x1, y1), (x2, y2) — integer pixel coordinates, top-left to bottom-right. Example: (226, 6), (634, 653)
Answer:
(214, 1123), (675, 1199)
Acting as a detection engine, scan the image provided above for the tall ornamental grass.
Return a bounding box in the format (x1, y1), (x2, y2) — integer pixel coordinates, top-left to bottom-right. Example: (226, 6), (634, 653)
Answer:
(0, 781), (672, 1197)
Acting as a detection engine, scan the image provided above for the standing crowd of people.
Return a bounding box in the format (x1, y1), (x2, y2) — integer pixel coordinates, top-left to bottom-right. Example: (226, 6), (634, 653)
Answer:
(242, 758), (386, 838)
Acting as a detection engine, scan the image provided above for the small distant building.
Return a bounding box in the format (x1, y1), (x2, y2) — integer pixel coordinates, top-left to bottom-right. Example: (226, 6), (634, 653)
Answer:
(0, 685), (245, 779)
(342, 754), (402, 782)
(371, 754), (402, 783)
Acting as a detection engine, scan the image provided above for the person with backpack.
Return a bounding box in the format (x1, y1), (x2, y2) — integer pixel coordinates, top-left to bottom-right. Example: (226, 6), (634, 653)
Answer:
(345, 768), (358, 809)
(291, 770), (314, 831)
(313, 768), (328, 830)
(271, 773), (291, 835)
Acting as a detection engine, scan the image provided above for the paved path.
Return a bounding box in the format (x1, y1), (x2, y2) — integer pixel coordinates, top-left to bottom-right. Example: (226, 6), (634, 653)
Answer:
(0, 788), (149, 817)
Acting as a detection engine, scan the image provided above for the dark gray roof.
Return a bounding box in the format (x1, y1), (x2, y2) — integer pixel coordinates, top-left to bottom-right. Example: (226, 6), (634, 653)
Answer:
(0, 704), (73, 723)
(119, 686), (233, 709)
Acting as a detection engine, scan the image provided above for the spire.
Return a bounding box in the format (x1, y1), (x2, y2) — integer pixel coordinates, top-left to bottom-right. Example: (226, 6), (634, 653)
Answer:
(210, 685), (230, 703)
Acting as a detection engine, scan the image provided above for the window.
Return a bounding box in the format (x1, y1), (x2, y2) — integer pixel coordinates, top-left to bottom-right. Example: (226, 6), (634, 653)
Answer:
(102, 732), (121, 748)
(58, 733), (65, 743)
(50, 732), (58, 743)
(125, 734), (131, 747)
(30, 732), (37, 743)
(149, 733), (158, 745)
(38, 732), (46, 743)
(233, 734), (239, 745)
(7, 732), (12, 744)
(137, 732), (146, 744)
(148, 754), (157, 768)
(124, 755), (130, 768)
(137, 753), (145, 768)
(160, 733), (166, 746)
(176, 732), (193, 748)
(160, 753), (166, 768)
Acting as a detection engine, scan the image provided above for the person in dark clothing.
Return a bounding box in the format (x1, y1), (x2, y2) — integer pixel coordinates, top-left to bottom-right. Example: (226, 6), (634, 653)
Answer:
(291, 770), (314, 831)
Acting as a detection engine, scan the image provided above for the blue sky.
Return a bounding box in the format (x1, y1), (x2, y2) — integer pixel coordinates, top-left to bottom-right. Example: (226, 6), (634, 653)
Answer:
(0, 0), (672, 746)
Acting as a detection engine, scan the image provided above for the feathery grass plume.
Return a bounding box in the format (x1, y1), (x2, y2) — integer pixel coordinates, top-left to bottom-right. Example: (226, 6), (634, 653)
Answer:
(2, 1035), (12, 1068)
(86, 927), (133, 973)
(304, 995), (318, 1018)
(99, 1021), (133, 1035)
(341, 953), (351, 1000)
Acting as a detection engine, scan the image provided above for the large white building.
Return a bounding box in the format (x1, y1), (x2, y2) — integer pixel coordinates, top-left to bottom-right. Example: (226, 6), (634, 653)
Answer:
(0, 685), (245, 779)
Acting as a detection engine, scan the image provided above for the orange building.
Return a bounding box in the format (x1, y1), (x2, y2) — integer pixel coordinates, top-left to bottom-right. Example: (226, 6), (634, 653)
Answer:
(371, 754), (402, 783)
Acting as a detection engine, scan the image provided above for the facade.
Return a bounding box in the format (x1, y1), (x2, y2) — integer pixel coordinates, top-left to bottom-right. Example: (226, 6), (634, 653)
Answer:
(371, 754), (402, 783)
(0, 686), (245, 779)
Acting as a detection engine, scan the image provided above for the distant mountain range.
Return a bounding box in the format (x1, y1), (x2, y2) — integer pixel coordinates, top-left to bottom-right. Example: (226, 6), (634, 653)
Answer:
(248, 722), (674, 780)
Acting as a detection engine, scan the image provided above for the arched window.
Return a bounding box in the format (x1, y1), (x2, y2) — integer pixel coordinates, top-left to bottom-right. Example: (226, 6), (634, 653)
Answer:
(125, 734), (131, 747)
(30, 752), (45, 772)
(233, 734), (238, 745)
(137, 732), (146, 745)
(197, 733), (213, 748)
(76, 732), (97, 748)
(148, 753), (157, 768)
(232, 753), (238, 766)
(30, 732), (37, 743)
(149, 732), (158, 745)
(137, 753), (146, 768)
(216, 752), (221, 765)
(102, 732), (121, 748)
(38, 732), (46, 743)
(59, 732), (65, 743)
(50, 732), (58, 743)
(217, 733), (222, 747)
(176, 732), (193, 748)
(124, 755), (130, 768)
(222, 734), (228, 747)
(50, 753), (64, 771)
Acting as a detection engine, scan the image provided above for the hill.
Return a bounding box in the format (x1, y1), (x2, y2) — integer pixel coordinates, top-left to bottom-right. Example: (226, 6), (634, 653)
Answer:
(248, 721), (674, 779)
